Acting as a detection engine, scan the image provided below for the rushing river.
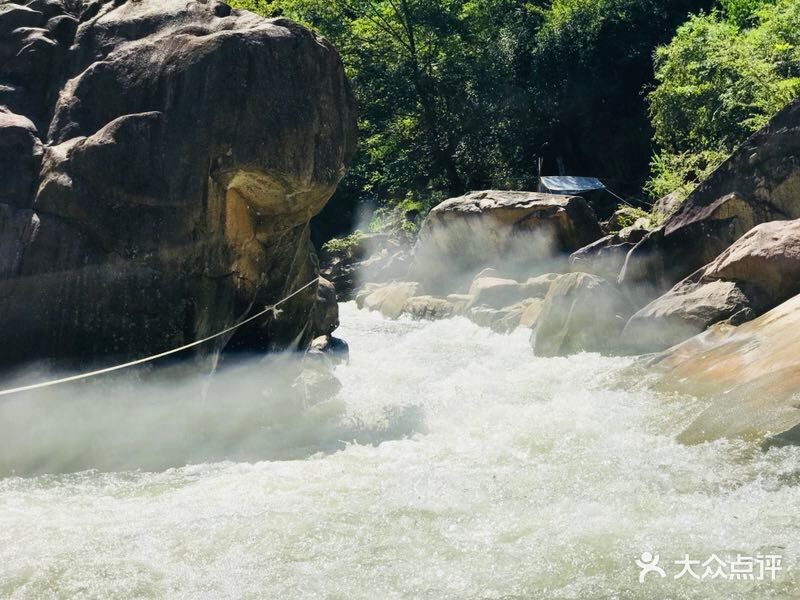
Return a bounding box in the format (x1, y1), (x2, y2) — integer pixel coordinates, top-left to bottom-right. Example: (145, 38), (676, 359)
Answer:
(2, 303), (800, 599)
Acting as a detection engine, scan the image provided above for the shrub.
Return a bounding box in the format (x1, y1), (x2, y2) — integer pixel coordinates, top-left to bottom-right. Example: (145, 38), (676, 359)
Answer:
(321, 230), (365, 255)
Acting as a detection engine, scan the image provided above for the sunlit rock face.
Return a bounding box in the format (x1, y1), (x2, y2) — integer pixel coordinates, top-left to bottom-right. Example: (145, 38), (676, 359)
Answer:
(0, 0), (356, 369)
(621, 97), (800, 299)
(647, 293), (800, 446)
(410, 191), (602, 293)
(622, 218), (800, 353)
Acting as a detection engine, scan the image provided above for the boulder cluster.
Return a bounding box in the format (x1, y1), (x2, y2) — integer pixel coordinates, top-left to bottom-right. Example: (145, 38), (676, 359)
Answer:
(352, 97), (800, 359)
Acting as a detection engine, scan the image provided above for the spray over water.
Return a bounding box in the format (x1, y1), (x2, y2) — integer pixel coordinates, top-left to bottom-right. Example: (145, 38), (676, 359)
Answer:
(1, 304), (799, 599)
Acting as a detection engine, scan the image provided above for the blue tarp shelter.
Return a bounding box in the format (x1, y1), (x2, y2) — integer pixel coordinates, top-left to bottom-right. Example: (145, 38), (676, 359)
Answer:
(537, 176), (606, 195)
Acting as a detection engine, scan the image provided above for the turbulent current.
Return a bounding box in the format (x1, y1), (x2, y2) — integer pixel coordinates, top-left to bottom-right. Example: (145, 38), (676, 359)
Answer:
(2, 303), (800, 599)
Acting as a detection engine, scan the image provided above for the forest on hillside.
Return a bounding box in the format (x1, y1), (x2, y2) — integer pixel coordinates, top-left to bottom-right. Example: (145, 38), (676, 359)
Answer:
(230, 0), (800, 238)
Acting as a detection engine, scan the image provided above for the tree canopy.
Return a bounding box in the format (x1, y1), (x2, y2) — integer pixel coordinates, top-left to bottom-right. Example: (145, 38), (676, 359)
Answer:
(647, 0), (800, 199)
(229, 0), (797, 237)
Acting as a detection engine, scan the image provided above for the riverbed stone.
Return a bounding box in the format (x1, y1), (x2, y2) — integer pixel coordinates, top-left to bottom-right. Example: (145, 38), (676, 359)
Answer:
(446, 294), (474, 315)
(531, 273), (634, 356)
(521, 273), (562, 298)
(467, 277), (527, 309)
(403, 296), (455, 320)
(362, 281), (423, 319)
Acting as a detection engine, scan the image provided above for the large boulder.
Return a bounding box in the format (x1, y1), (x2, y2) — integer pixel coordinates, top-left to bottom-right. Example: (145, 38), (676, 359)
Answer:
(531, 273), (634, 357)
(646, 294), (800, 446)
(703, 218), (800, 300)
(622, 280), (758, 354)
(410, 191), (602, 293)
(0, 0), (356, 369)
(621, 97), (800, 299)
(622, 219), (800, 353)
(361, 281), (423, 319)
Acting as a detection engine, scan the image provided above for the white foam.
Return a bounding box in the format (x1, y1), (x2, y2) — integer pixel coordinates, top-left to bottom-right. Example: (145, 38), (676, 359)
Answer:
(1, 303), (798, 598)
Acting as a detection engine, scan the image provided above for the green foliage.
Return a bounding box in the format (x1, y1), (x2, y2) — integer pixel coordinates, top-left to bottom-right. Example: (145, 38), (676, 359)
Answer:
(645, 148), (729, 201)
(228, 0), (710, 239)
(368, 195), (441, 234)
(230, 0), (799, 236)
(720, 0), (774, 26)
(321, 230), (365, 254)
(609, 205), (652, 232)
(647, 0), (800, 201)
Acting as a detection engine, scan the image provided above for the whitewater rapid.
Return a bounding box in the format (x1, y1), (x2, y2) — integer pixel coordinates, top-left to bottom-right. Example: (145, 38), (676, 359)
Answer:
(1, 303), (799, 599)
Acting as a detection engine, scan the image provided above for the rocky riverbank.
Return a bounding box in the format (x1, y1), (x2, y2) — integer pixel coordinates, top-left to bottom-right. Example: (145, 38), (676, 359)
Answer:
(342, 96), (800, 443)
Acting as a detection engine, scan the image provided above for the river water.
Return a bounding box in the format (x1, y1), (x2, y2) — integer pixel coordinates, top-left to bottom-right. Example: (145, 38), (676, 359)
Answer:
(2, 303), (800, 599)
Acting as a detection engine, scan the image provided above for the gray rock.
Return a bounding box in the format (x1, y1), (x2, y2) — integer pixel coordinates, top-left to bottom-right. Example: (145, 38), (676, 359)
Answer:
(652, 190), (683, 219)
(531, 273), (634, 356)
(622, 219), (800, 353)
(410, 190), (602, 292)
(622, 280), (757, 354)
(310, 278), (340, 338)
(0, 111), (43, 207)
(569, 235), (635, 282)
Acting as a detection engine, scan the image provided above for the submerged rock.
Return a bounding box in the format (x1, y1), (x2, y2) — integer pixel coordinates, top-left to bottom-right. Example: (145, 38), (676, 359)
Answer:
(531, 273), (633, 357)
(0, 0), (356, 369)
(403, 295), (455, 320)
(309, 335), (349, 366)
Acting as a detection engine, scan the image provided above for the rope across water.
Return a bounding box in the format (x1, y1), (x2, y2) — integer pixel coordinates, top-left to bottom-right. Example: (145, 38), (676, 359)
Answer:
(0, 277), (322, 397)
